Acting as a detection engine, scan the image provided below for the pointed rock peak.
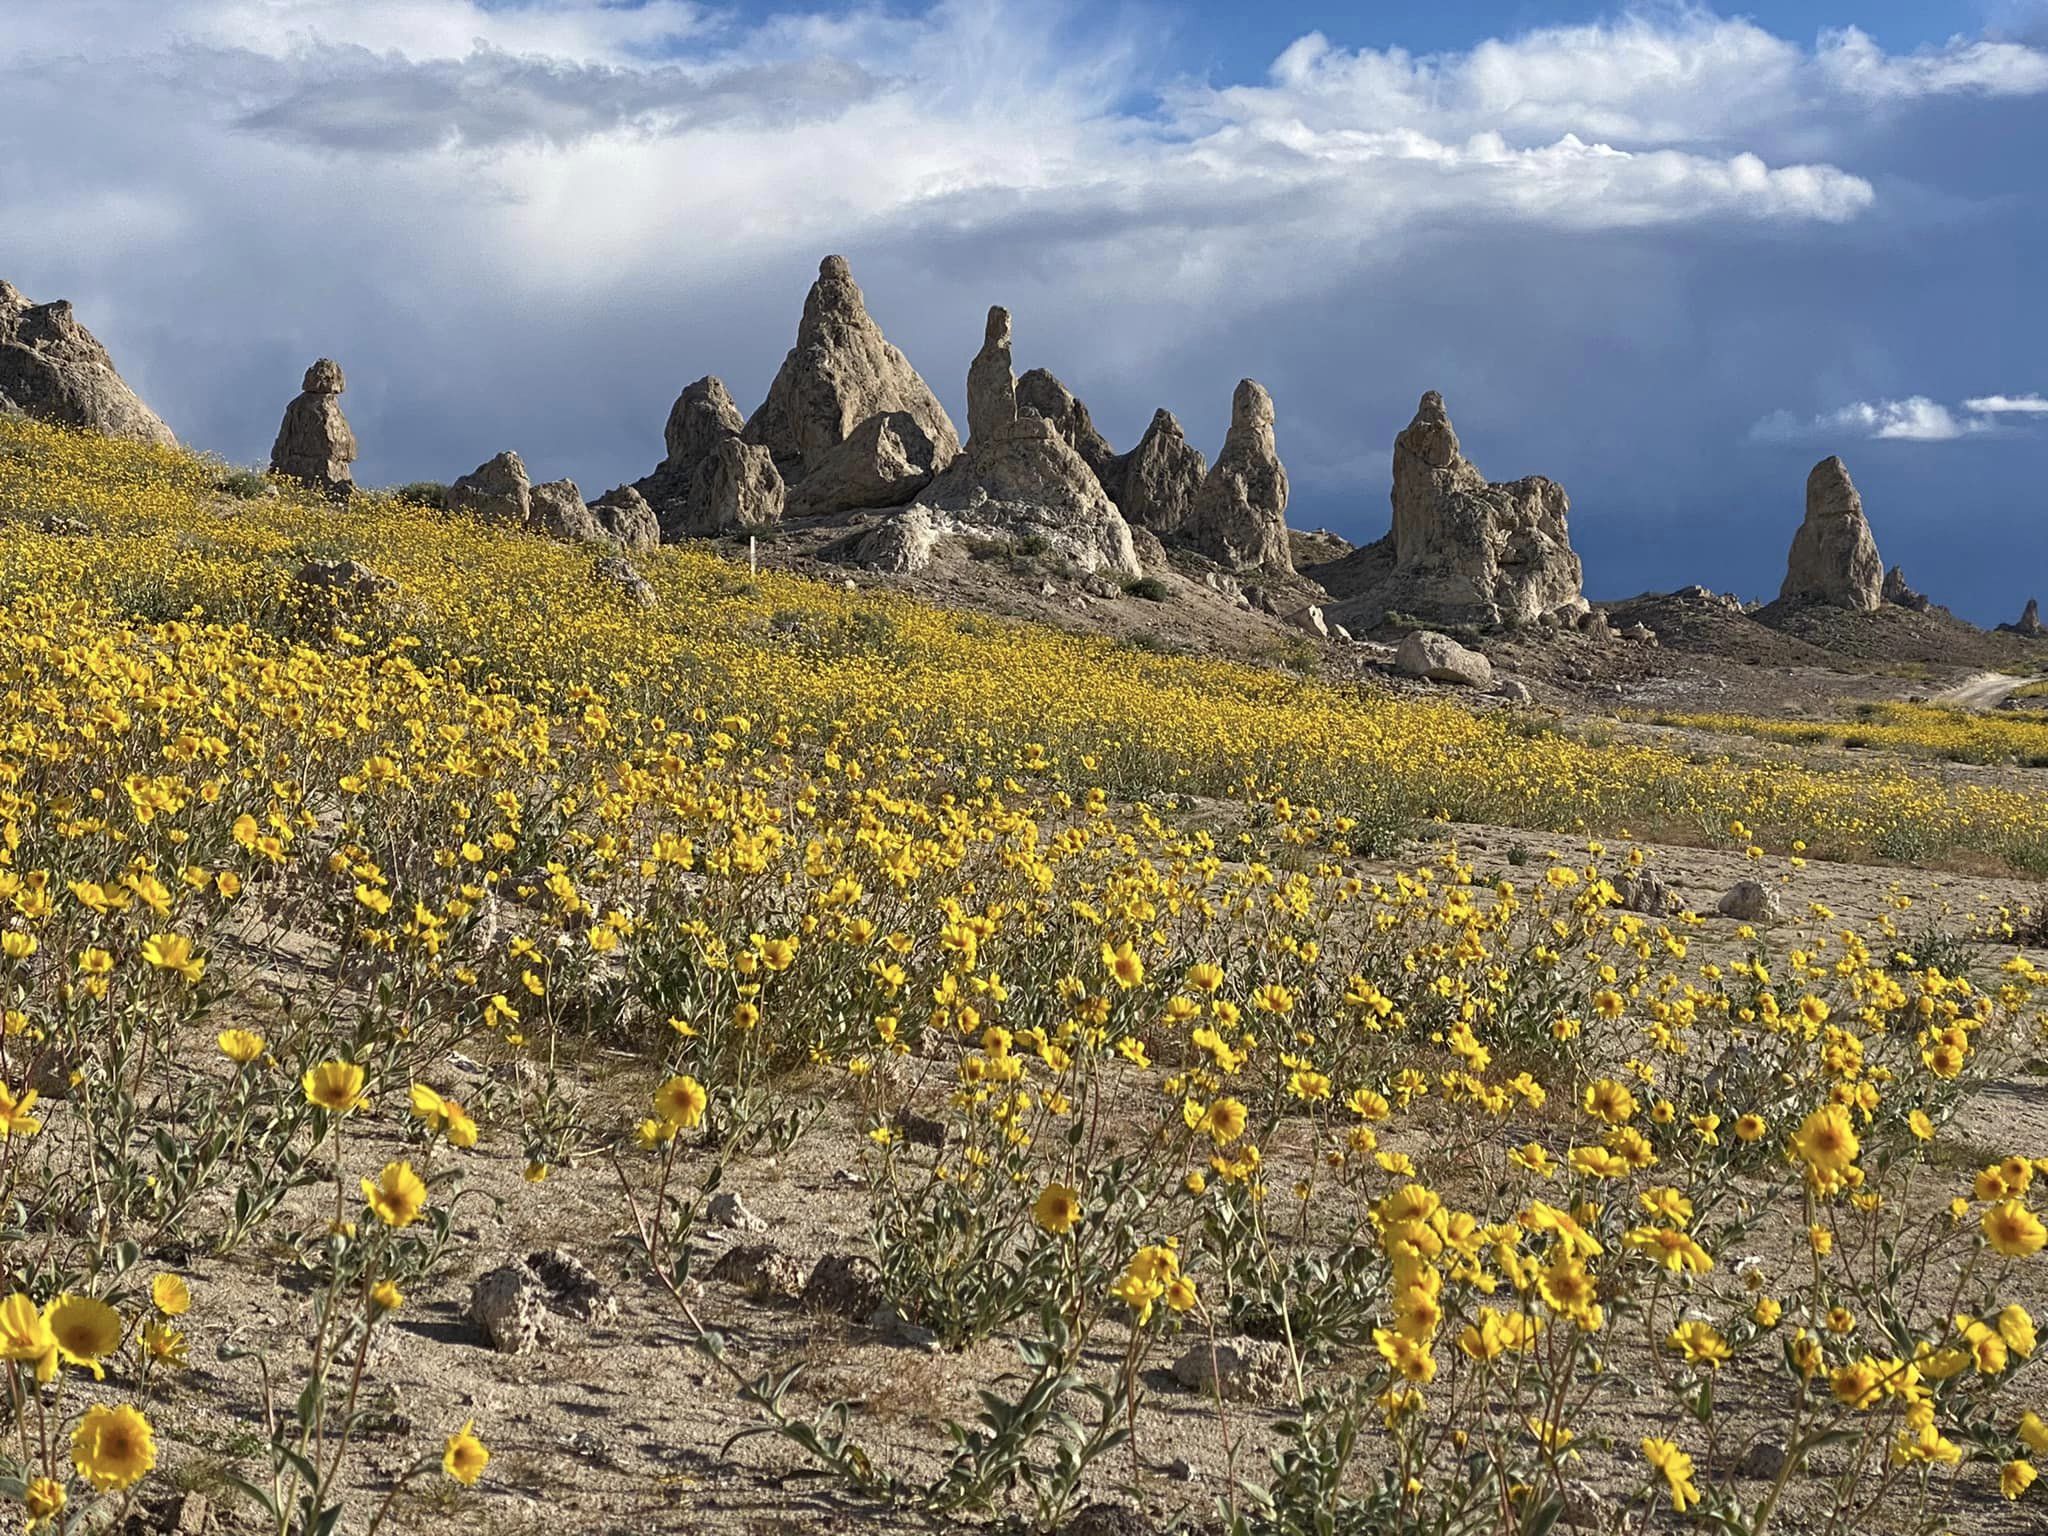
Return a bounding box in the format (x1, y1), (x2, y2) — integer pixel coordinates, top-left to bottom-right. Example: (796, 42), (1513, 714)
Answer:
(1806, 455), (1863, 517)
(2028, 598), (2042, 629)
(1144, 408), (1185, 440)
(1781, 455), (1881, 611)
(1186, 379), (1291, 574)
(744, 254), (959, 481)
(1231, 378), (1275, 433)
(664, 376), (743, 464)
(966, 305), (1018, 445)
(1396, 390), (1463, 470)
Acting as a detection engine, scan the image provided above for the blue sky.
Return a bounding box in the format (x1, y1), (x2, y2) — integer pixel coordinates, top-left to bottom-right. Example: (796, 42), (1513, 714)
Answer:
(3, 0), (2044, 619)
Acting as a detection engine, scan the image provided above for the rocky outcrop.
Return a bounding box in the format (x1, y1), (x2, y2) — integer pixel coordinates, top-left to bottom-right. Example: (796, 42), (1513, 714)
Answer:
(0, 280), (175, 446)
(1882, 565), (1930, 612)
(1395, 630), (1494, 688)
(1998, 598), (2043, 638)
(1184, 380), (1292, 574)
(844, 504), (941, 574)
(679, 437), (784, 535)
(1377, 392), (1582, 626)
(897, 305), (1142, 579)
(449, 451), (533, 529)
(529, 479), (602, 543)
(1780, 456), (1882, 612)
(1107, 409), (1206, 537)
(450, 453), (606, 545)
(919, 414), (1141, 578)
(743, 255), (959, 484)
(965, 307), (1018, 448)
(268, 358), (356, 496)
(786, 410), (946, 518)
(1016, 368), (1118, 486)
(590, 485), (660, 552)
(633, 376), (745, 524)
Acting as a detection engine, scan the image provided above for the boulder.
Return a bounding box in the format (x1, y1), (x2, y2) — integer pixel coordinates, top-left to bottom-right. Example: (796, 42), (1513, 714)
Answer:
(1494, 678), (1533, 705)
(589, 485), (660, 552)
(633, 375), (745, 520)
(1386, 391), (1582, 625)
(785, 409), (946, 518)
(1717, 880), (1783, 923)
(707, 1243), (807, 1302)
(1107, 408), (1206, 537)
(1169, 1338), (1291, 1405)
(965, 306), (1018, 448)
(1016, 368), (1118, 486)
(470, 1248), (615, 1354)
(1284, 604), (1329, 639)
(0, 280), (175, 446)
(678, 437), (784, 536)
(1882, 565), (1930, 612)
(802, 1254), (885, 1319)
(529, 479), (602, 543)
(1997, 598), (2042, 638)
(743, 255), (959, 483)
(449, 451), (533, 528)
(1780, 457), (1882, 612)
(1185, 379), (1292, 573)
(1613, 870), (1677, 917)
(268, 358), (356, 496)
(845, 505), (942, 574)
(1395, 630), (1494, 688)
(591, 554), (658, 609)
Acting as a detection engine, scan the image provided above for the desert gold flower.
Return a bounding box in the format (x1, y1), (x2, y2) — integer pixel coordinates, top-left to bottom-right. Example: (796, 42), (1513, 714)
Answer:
(71, 1403), (155, 1490)
(443, 1420), (489, 1485)
(303, 1059), (367, 1114)
(362, 1161), (428, 1228)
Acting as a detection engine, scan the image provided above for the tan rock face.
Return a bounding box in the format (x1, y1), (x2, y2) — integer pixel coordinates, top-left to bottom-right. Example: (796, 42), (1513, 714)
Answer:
(1780, 456), (1883, 612)
(0, 279), (175, 446)
(679, 437), (784, 535)
(920, 413), (1141, 578)
(1111, 408), (1206, 537)
(449, 451), (533, 528)
(742, 255), (959, 483)
(1016, 368), (1118, 486)
(785, 410), (946, 518)
(1382, 391), (1583, 626)
(1185, 379), (1292, 574)
(589, 485), (660, 552)
(269, 357), (356, 496)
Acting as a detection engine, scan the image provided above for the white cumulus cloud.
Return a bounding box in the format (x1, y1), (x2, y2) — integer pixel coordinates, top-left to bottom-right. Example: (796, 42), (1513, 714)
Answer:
(1964, 393), (2048, 413)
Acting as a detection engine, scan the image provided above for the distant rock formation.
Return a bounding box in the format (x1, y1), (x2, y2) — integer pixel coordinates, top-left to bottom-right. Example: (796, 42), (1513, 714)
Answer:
(965, 307), (1018, 448)
(1389, 392), (1580, 625)
(269, 358), (355, 497)
(1016, 368), (1118, 486)
(450, 453), (614, 545)
(1106, 409), (1206, 537)
(1780, 456), (1882, 612)
(632, 377), (738, 527)
(1882, 565), (1930, 612)
(855, 304), (1139, 578)
(0, 279), (175, 446)
(450, 451), (534, 529)
(630, 376), (787, 541)
(589, 486), (660, 552)
(1184, 380), (1292, 574)
(743, 255), (959, 485)
(1999, 598), (2043, 638)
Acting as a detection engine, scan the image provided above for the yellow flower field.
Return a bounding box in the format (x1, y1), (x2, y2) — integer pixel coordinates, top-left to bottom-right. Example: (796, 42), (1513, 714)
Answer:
(1, 416), (2047, 1533)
